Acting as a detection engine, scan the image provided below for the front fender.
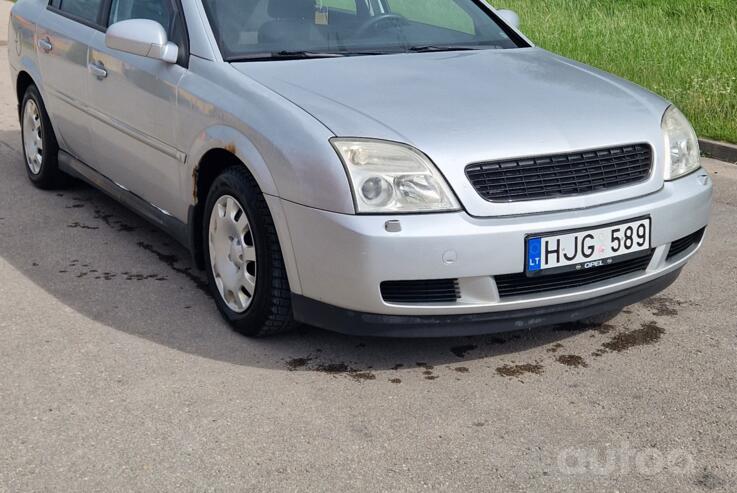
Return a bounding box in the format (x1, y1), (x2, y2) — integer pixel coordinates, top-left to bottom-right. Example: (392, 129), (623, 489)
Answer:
(177, 60), (355, 215)
(184, 126), (304, 293)
(186, 125), (279, 200)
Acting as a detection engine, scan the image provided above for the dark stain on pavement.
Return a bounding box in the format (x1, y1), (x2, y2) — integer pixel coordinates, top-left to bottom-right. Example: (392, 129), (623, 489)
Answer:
(137, 241), (210, 294)
(316, 362), (352, 374)
(286, 357), (313, 371)
(597, 324), (615, 334)
(312, 362), (377, 382)
(496, 363), (544, 378)
(93, 208), (138, 232)
(67, 222), (100, 230)
(546, 343), (564, 353)
(349, 371), (377, 382)
(642, 296), (682, 317)
(556, 354), (588, 368)
(57, 259), (167, 283)
(601, 322), (665, 353)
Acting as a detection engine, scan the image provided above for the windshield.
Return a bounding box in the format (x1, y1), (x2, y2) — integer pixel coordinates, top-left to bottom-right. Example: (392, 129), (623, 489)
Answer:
(202, 0), (526, 61)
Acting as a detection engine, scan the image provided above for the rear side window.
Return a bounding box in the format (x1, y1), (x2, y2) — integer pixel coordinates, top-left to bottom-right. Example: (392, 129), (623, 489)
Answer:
(57, 0), (104, 24)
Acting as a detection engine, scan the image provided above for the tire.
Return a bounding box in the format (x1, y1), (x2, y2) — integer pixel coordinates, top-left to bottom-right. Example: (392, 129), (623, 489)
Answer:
(20, 85), (68, 189)
(203, 165), (297, 337)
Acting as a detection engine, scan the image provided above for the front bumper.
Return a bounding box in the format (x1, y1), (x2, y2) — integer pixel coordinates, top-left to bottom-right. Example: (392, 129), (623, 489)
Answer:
(292, 270), (681, 337)
(277, 168), (711, 331)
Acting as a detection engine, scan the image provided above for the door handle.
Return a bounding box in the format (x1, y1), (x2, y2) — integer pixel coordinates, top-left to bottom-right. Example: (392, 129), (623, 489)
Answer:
(37, 38), (53, 53)
(88, 62), (108, 79)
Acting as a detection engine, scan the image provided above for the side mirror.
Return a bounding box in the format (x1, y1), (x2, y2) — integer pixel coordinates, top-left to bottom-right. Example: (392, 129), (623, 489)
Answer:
(106, 19), (179, 64)
(497, 9), (520, 30)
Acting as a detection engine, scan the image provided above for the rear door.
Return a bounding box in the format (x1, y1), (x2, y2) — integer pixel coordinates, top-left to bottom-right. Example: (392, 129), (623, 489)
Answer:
(85, 0), (188, 219)
(36, 0), (105, 165)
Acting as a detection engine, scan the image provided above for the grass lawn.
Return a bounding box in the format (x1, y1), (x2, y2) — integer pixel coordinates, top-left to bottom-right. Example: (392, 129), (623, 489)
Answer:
(494, 0), (737, 144)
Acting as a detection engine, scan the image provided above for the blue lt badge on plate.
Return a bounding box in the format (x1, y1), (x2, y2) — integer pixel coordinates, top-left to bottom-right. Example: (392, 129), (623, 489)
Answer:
(527, 237), (542, 272)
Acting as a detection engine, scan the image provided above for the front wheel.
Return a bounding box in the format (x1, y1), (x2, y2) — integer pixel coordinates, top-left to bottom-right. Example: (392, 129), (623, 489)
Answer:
(203, 166), (297, 337)
(20, 85), (67, 189)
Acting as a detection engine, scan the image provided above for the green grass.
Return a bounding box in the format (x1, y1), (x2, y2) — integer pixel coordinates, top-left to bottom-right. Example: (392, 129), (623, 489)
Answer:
(495, 0), (737, 143)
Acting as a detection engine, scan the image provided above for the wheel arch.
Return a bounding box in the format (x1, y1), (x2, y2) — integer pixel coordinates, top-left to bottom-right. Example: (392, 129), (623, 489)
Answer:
(187, 131), (302, 293)
(14, 63), (64, 148)
(15, 54), (47, 108)
(16, 71), (35, 110)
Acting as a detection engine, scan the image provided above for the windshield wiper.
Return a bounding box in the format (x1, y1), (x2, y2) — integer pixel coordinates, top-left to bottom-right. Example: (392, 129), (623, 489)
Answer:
(229, 51), (347, 62)
(406, 45), (486, 53)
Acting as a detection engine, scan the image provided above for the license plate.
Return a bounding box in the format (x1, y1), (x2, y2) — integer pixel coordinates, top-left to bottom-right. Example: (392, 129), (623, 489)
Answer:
(526, 218), (651, 276)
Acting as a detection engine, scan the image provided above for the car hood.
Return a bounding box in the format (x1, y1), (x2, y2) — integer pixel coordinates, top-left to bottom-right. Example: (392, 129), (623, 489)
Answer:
(233, 48), (670, 216)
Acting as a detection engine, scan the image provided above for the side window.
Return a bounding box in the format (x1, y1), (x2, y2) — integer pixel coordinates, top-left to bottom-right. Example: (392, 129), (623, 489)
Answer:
(57, 0), (104, 24)
(109, 0), (175, 33)
(385, 0), (474, 34)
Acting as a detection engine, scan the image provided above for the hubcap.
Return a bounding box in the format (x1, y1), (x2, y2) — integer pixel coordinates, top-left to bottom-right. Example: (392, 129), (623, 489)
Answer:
(22, 99), (44, 175)
(208, 195), (257, 313)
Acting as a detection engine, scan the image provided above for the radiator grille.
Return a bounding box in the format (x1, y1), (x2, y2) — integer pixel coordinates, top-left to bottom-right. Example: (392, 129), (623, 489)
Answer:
(495, 252), (654, 298)
(466, 144), (653, 202)
(381, 279), (460, 304)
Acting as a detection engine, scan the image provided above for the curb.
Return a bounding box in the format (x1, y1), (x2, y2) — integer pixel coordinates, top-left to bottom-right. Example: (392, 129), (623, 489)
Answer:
(700, 139), (737, 164)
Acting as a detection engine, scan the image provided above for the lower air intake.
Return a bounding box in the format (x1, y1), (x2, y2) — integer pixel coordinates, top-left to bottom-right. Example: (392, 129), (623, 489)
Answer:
(381, 279), (460, 304)
(667, 228), (706, 260)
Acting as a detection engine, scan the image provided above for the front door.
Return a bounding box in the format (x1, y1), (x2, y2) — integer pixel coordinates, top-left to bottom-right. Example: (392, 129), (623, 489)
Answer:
(85, 0), (189, 220)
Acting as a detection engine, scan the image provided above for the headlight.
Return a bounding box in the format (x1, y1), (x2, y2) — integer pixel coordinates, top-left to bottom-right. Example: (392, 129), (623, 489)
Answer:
(662, 106), (700, 180)
(331, 138), (461, 213)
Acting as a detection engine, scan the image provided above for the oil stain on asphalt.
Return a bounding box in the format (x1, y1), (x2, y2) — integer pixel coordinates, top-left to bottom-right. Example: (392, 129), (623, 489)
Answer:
(58, 259), (167, 283)
(61, 194), (208, 291)
(313, 363), (377, 382)
(286, 357), (377, 382)
(286, 357), (313, 371)
(556, 355), (588, 368)
(641, 295), (689, 317)
(495, 362), (544, 378)
(280, 316), (669, 383)
(601, 322), (665, 353)
(136, 242), (210, 294)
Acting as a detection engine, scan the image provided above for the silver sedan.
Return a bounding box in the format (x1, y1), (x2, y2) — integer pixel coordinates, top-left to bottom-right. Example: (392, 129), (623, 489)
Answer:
(8, 0), (712, 337)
